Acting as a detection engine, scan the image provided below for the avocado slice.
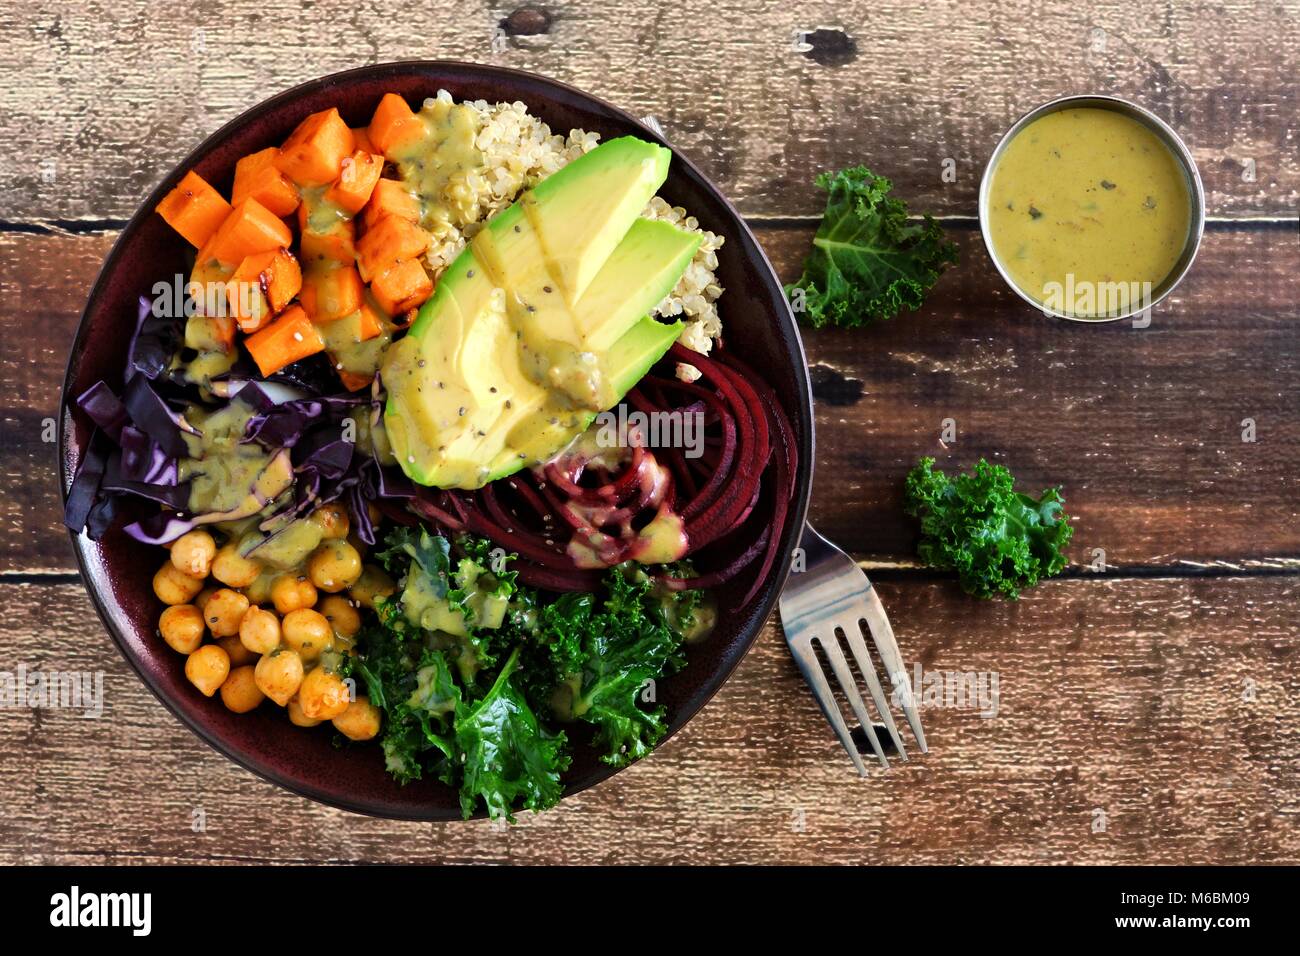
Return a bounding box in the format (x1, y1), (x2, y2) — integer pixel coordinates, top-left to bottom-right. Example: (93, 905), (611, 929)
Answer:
(383, 136), (698, 490)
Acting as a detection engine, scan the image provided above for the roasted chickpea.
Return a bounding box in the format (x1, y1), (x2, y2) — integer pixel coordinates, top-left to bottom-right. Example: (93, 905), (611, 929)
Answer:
(159, 604), (205, 654)
(307, 539), (362, 593)
(169, 530), (216, 578)
(348, 564), (396, 610)
(219, 665), (265, 713)
(254, 648), (304, 707)
(297, 666), (351, 720)
(270, 574), (317, 614)
(332, 697), (381, 741)
(317, 595), (361, 640)
(194, 586), (218, 613)
(185, 644), (230, 697)
(239, 605), (281, 655)
(217, 634), (257, 667)
(153, 562), (205, 606)
(310, 503), (350, 540)
(282, 608), (331, 662)
(211, 543), (262, 589)
(286, 695), (322, 727)
(204, 588), (250, 638)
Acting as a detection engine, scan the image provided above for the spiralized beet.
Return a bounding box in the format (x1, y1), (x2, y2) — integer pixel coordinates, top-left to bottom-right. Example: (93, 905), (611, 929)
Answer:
(410, 343), (798, 606)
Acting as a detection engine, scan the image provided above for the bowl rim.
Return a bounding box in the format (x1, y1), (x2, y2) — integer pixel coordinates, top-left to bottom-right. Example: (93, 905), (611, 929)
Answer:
(976, 93), (1207, 324)
(58, 59), (815, 820)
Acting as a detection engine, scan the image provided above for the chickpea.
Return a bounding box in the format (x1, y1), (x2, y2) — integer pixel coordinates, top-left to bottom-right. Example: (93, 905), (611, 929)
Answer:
(270, 574), (317, 614)
(348, 564), (396, 610)
(307, 539), (362, 593)
(317, 595), (361, 640)
(153, 562), (205, 606)
(169, 529), (216, 578)
(332, 697), (381, 741)
(310, 503), (350, 540)
(204, 588), (250, 638)
(297, 666), (351, 720)
(185, 644), (230, 697)
(286, 695), (322, 727)
(254, 648), (304, 707)
(219, 665), (265, 714)
(239, 605), (281, 655)
(159, 604), (205, 655)
(217, 634), (258, 667)
(211, 543), (262, 589)
(195, 586), (218, 612)
(282, 608), (331, 662)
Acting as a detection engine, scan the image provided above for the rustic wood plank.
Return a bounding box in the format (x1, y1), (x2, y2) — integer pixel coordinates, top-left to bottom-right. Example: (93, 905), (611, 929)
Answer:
(0, 1), (1296, 221)
(0, 578), (1294, 864)
(6, 224), (1296, 574)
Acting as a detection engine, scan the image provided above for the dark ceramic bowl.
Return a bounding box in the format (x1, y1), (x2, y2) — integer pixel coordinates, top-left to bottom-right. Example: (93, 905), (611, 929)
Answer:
(60, 61), (814, 820)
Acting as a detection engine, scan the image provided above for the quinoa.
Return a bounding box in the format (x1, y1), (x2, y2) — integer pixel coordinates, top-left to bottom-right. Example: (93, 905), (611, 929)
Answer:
(413, 90), (725, 373)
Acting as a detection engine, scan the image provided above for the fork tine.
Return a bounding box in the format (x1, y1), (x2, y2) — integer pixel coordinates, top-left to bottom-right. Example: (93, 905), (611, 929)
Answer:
(816, 634), (890, 768)
(786, 640), (870, 776)
(858, 584), (928, 753)
(839, 620), (908, 760)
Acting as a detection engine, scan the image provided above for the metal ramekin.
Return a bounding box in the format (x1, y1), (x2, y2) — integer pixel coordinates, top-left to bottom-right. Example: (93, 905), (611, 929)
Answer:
(977, 94), (1206, 323)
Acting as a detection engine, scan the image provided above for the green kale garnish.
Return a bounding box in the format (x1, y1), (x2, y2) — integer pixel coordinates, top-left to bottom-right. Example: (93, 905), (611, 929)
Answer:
(455, 647), (570, 822)
(786, 166), (958, 328)
(904, 457), (1073, 600)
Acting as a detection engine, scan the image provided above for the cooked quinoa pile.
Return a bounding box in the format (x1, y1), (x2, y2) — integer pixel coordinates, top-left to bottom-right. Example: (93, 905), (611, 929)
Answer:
(417, 91), (725, 368)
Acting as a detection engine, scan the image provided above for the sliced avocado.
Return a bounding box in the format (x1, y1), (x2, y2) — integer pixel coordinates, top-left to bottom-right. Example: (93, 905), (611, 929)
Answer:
(382, 135), (696, 490)
(521, 136), (671, 305)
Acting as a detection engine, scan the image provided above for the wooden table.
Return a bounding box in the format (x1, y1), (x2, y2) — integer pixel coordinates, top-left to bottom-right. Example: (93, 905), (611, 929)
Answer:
(1, 0), (1296, 865)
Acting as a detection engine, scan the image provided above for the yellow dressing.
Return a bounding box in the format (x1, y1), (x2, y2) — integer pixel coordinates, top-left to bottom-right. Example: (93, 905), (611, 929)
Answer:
(986, 107), (1191, 318)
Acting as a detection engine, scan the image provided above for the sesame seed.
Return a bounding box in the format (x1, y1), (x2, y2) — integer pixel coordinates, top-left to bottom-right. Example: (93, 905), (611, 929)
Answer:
(293, 332), (304, 342)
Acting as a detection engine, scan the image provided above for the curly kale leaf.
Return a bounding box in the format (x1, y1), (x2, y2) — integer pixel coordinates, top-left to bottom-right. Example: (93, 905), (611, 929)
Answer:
(904, 457), (1072, 600)
(786, 167), (958, 329)
(455, 647), (569, 821)
(525, 568), (692, 767)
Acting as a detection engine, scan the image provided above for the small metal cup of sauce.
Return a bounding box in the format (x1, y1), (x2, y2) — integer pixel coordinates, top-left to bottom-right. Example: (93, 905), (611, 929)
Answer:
(978, 94), (1205, 323)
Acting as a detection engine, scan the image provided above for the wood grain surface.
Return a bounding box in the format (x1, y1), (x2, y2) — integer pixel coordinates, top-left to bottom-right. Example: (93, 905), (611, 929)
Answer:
(0, 0), (1296, 866)
(0, 578), (1294, 865)
(0, 1), (1297, 221)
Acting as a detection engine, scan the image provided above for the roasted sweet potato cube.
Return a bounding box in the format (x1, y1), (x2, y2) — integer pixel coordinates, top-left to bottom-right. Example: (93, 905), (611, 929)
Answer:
(357, 214), (430, 282)
(350, 126), (376, 155)
(370, 258), (432, 316)
(300, 263), (363, 323)
(232, 148), (301, 217)
(244, 304), (324, 377)
(362, 179), (421, 231)
(324, 150), (384, 215)
(298, 207), (357, 264)
(157, 171), (231, 248)
(274, 108), (355, 186)
(226, 248), (302, 332)
(206, 199), (293, 266)
(367, 93), (425, 158)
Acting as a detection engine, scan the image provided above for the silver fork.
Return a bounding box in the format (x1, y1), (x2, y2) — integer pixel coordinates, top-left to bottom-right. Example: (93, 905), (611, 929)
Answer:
(778, 523), (927, 774)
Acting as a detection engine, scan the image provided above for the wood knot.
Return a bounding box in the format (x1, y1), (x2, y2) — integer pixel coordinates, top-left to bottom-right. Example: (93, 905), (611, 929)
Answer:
(798, 27), (858, 67)
(501, 6), (552, 36)
(809, 363), (864, 406)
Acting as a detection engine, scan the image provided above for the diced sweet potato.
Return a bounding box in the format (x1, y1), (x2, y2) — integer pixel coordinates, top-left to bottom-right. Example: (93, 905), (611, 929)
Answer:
(274, 108), (355, 186)
(356, 301), (384, 342)
(188, 241), (236, 315)
(300, 263), (363, 323)
(206, 199), (293, 266)
(336, 369), (375, 392)
(226, 248), (302, 332)
(356, 214), (430, 282)
(184, 313), (237, 353)
(350, 126), (376, 155)
(324, 150), (384, 215)
(370, 258), (432, 316)
(298, 203), (357, 264)
(362, 179), (421, 231)
(368, 93), (425, 158)
(244, 304), (324, 377)
(232, 148), (301, 217)
(157, 171), (231, 248)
